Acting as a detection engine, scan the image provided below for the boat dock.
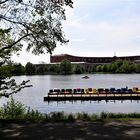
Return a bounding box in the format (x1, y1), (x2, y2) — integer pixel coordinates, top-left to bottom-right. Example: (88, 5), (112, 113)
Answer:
(44, 93), (140, 101)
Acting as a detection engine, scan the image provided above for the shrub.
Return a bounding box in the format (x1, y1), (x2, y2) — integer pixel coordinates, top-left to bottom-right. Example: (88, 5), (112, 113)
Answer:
(0, 97), (45, 120)
(49, 112), (66, 122)
(100, 112), (108, 119)
(67, 113), (75, 122)
(24, 107), (45, 121)
(76, 112), (91, 121)
(0, 97), (26, 120)
(90, 113), (99, 120)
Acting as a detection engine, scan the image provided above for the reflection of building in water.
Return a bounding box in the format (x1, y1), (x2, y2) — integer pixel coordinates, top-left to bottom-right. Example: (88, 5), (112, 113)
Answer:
(50, 54), (140, 64)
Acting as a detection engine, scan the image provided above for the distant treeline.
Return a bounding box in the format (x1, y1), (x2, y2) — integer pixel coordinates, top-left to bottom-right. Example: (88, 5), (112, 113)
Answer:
(1, 60), (140, 76)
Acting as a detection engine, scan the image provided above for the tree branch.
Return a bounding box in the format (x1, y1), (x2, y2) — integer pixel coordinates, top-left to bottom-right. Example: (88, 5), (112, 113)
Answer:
(0, 33), (31, 51)
(0, 15), (26, 27)
(0, 0), (9, 5)
(0, 15), (35, 34)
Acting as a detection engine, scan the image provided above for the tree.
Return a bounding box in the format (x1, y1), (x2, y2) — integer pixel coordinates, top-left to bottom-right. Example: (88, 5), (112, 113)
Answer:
(115, 60), (123, 68)
(90, 65), (96, 73)
(118, 61), (136, 73)
(60, 59), (72, 74)
(36, 64), (48, 75)
(12, 63), (25, 75)
(96, 65), (102, 72)
(25, 62), (36, 75)
(102, 65), (108, 72)
(49, 64), (60, 74)
(0, 30), (32, 97)
(135, 64), (140, 73)
(0, 0), (73, 54)
(73, 64), (84, 74)
(110, 63), (117, 73)
(0, 0), (73, 96)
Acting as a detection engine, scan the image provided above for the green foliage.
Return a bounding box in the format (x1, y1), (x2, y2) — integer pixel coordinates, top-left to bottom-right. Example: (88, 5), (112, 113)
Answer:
(0, 30), (29, 96)
(96, 65), (102, 72)
(99, 112), (140, 120)
(90, 114), (99, 120)
(36, 65), (48, 75)
(135, 64), (140, 73)
(25, 107), (45, 121)
(0, 63), (25, 78)
(49, 112), (67, 122)
(12, 63), (25, 75)
(0, 65), (13, 79)
(2, 60), (140, 78)
(73, 64), (84, 74)
(0, 0), (73, 55)
(0, 97), (45, 120)
(117, 61), (136, 73)
(100, 112), (108, 119)
(0, 28), (21, 65)
(67, 113), (75, 121)
(89, 65), (96, 73)
(60, 59), (72, 74)
(45, 112), (75, 122)
(45, 112), (140, 122)
(102, 65), (108, 72)
(48, 64), (60, 74)
(76, 112), (91, 121)
(94, 60), (139, 73)
(0, 97), (26, 120)
(110, 63), (118, 72)
(25, 62), (36, 75)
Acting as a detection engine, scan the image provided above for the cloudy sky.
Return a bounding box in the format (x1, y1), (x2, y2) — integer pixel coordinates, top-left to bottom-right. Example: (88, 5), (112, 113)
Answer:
(12, 0), (140, 65)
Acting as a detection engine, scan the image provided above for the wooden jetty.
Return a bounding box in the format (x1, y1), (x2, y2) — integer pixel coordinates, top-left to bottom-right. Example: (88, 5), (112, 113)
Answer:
(44, 93), (140, 102)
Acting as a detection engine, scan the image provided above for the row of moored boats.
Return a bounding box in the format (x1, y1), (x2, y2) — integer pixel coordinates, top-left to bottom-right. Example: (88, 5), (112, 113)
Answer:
(48, 87), (140, 95)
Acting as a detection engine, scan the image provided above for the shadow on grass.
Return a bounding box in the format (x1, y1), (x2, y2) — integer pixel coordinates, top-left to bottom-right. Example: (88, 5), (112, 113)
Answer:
(0, 120), (140, 140)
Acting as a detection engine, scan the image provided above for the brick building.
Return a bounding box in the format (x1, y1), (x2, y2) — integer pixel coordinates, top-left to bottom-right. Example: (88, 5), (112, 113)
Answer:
(50, 54), (140, 64)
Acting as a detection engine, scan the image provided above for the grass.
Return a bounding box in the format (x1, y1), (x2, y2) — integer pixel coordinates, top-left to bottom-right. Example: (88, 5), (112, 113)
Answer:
(44, 112), (140, 122)
(0, 97), (140, 122)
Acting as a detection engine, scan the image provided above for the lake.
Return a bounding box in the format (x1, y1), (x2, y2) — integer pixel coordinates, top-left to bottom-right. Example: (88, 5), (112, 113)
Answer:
(1, 74), (140, 114)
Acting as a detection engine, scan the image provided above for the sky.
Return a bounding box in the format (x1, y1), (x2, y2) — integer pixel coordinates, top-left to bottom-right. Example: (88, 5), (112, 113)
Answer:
(12, 0), (140, 65)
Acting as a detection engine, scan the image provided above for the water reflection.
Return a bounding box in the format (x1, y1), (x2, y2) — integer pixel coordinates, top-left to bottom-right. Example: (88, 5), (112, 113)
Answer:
(43, 100), (140, 114)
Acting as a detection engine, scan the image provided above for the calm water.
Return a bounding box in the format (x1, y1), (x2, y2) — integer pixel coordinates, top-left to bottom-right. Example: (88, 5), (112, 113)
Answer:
(1, 74), (140, 114)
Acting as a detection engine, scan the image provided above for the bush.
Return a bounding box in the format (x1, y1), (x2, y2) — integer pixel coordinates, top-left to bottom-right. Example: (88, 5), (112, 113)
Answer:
(76, 112), (91, 121)
(0, 97), (45, 120)
(49, 112), (66, 122)
(0, 97), (26, 120)
(90, 114), (99, 120)
(67, 113), (75, 122)
(24, 107), (45, 121)
(100, 112), (108, 119)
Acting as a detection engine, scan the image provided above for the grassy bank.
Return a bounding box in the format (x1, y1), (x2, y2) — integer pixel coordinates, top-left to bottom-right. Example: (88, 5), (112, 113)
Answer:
(45, 112), (140, 122)
(1, 97), (140, 122)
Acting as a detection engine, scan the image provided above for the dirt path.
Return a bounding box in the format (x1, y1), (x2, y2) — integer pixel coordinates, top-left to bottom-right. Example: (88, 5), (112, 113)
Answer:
(0, 120), (140, 140)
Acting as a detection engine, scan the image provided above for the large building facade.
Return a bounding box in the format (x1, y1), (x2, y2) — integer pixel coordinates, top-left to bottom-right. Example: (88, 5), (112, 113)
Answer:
(50, 54), (140, 64)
